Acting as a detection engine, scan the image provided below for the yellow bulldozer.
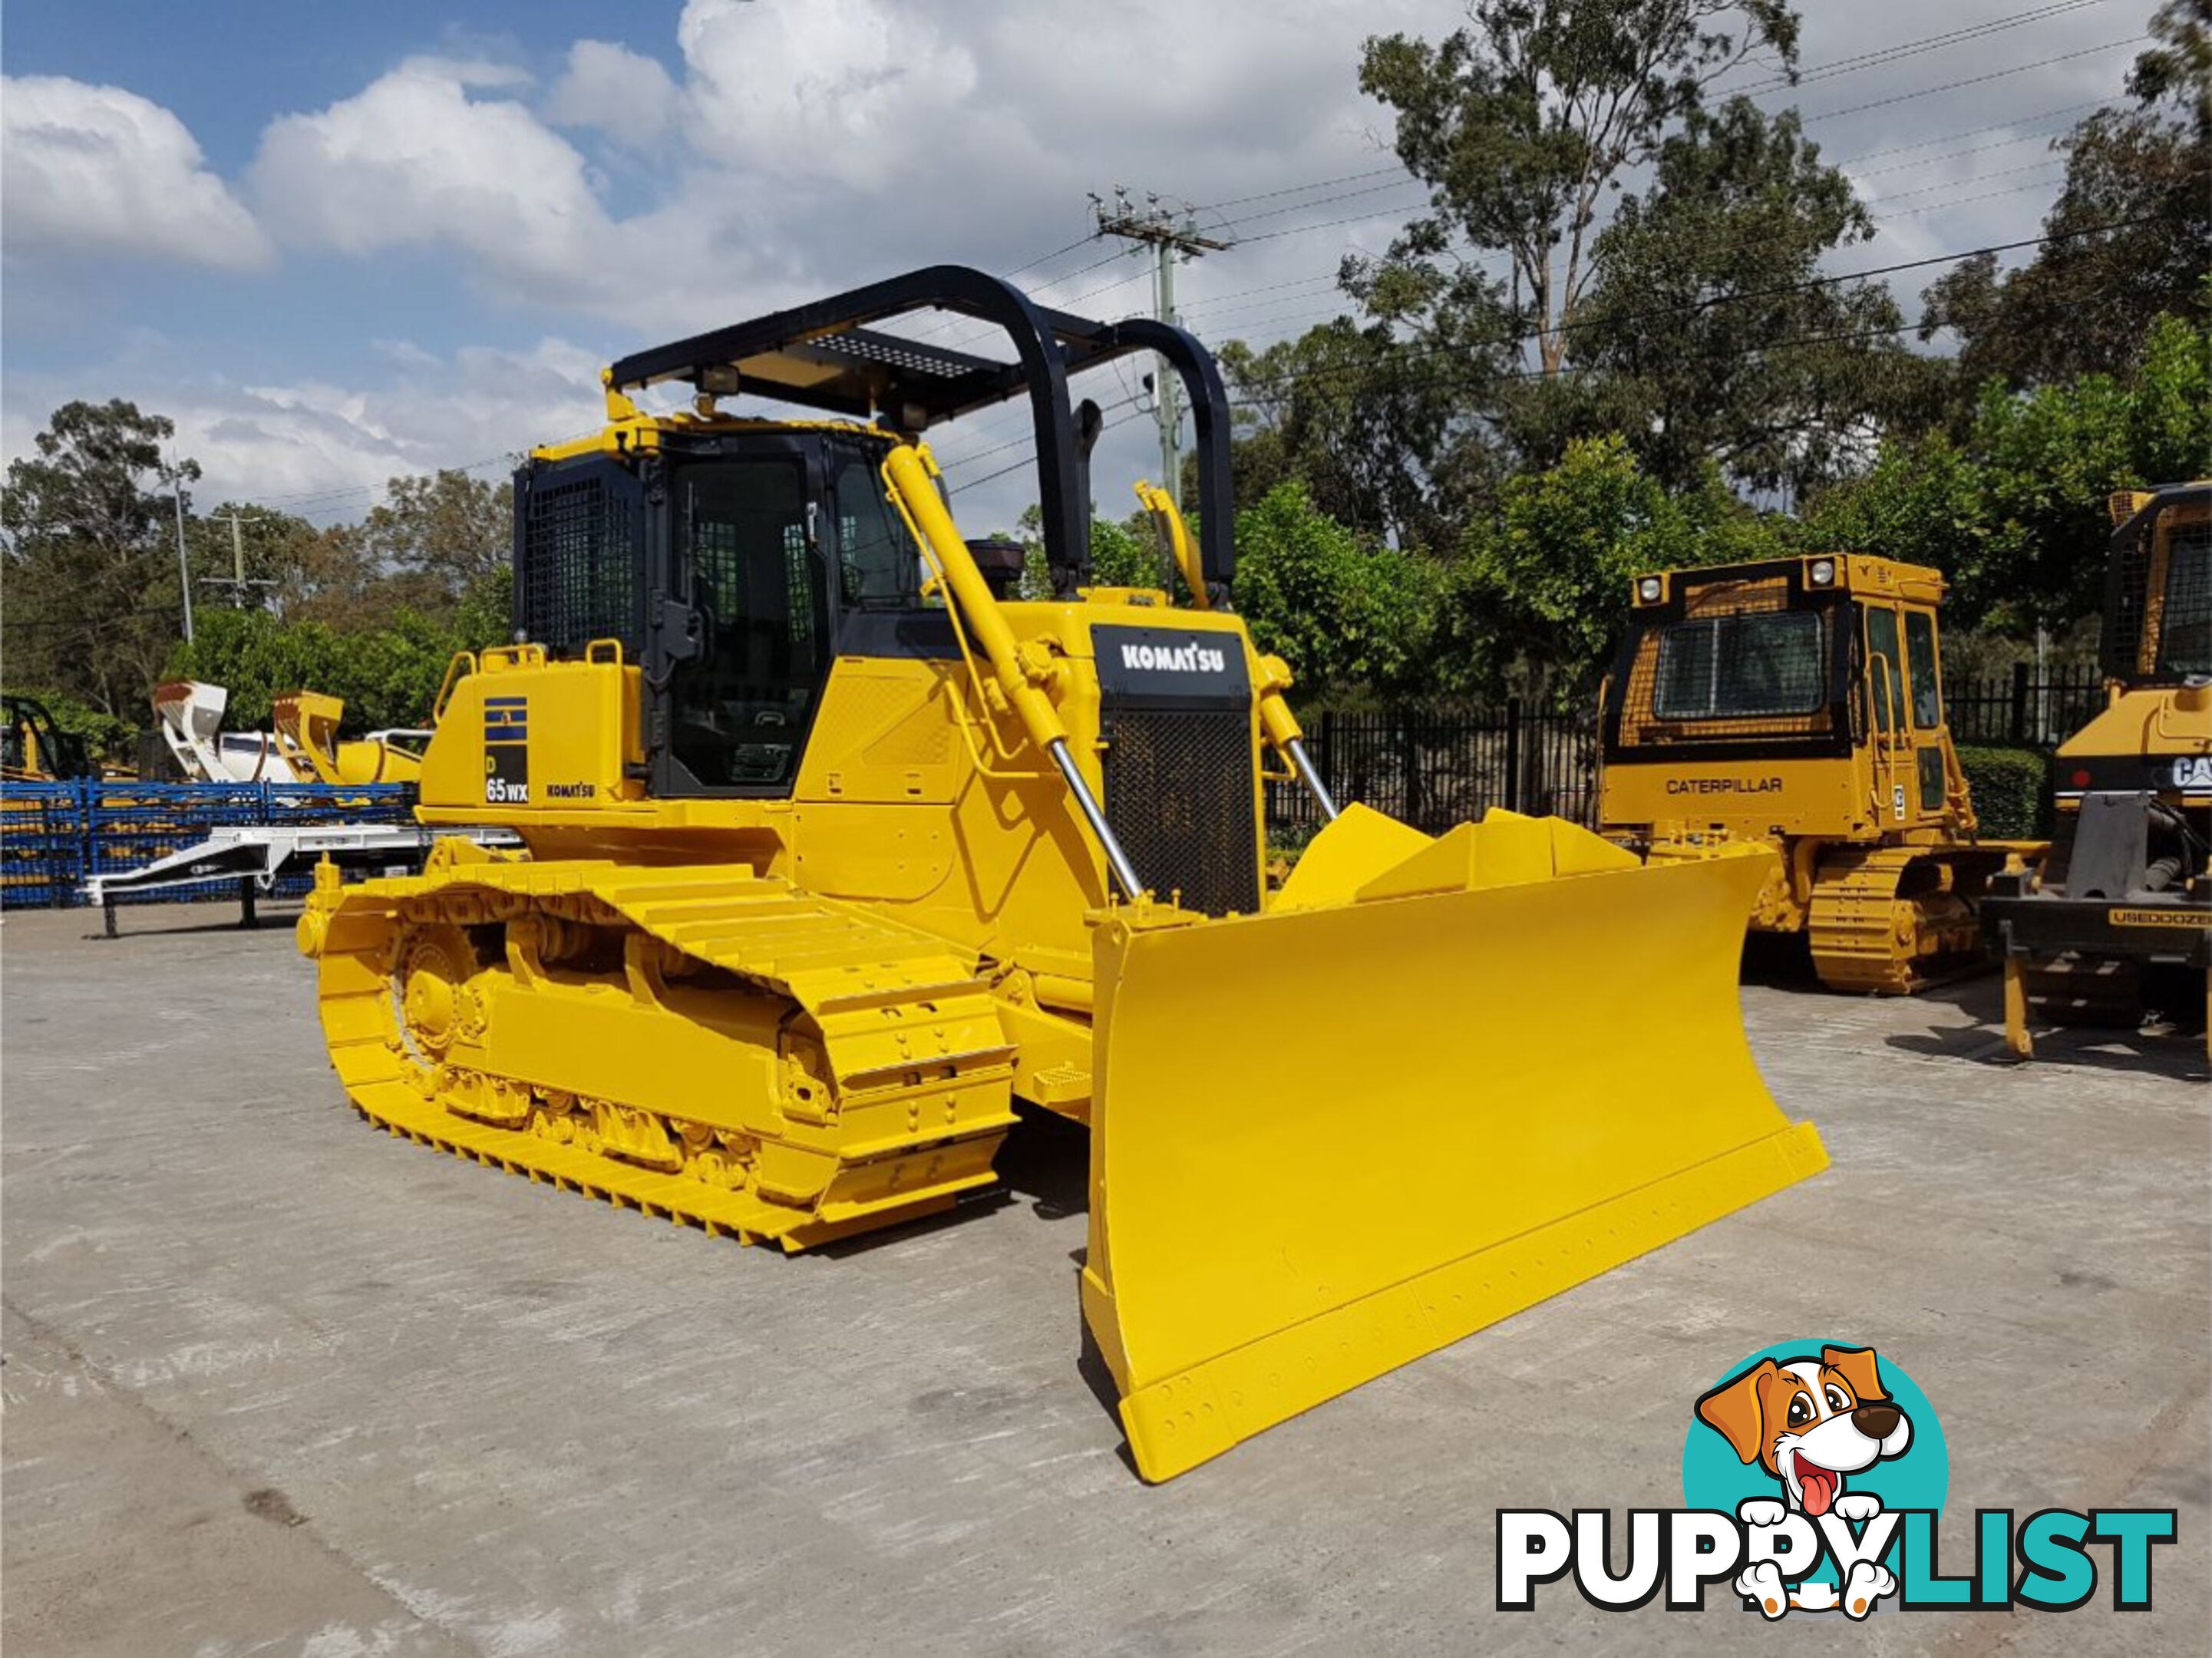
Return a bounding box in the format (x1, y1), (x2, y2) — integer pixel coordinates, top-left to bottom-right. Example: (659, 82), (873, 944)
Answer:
(295, 268), (1825, 1481)
(1983, 481), (2210, 1059)
(1599, 553), (2033, 992)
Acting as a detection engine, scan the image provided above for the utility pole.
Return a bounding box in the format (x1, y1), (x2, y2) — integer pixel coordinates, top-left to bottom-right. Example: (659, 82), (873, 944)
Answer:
(201, 510), (277, 609)
(1089, 189), (1230, 549)
(167, 453), (194, 645)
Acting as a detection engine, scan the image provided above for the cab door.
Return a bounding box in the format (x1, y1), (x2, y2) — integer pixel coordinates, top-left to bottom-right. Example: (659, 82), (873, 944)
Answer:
(653, 448), (836, 797)
(1899, 603), (1956, 824)
(1862, 603), (1911, 826)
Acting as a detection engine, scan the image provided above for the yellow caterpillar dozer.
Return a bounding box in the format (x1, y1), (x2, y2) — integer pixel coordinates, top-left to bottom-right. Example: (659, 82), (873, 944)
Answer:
(1983, 482), (2210, 1059)
(295, 269), (1825, 1481)
(1600, 554), (2038, 992)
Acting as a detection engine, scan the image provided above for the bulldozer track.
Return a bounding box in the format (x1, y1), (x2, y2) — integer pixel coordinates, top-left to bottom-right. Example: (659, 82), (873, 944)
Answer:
(309, 860), (1019, 1251)
(1808, 846), (2002, 995)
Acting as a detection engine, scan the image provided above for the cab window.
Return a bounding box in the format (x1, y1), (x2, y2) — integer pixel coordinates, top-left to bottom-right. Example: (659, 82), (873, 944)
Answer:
(1653, 610), (1824, 720)
(1864, 608), (1903, 733)
(1903, 610), (1943, 728)
(833, 449), (922, 608)
(2160, 520), (2210, 675)
(668, 459), (830, 790)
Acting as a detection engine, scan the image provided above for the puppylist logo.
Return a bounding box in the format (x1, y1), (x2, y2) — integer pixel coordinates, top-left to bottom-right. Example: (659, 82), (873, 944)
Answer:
(1497, 1341), (2174, 1619)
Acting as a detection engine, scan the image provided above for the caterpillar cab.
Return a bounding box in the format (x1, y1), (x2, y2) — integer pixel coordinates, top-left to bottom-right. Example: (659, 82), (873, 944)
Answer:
(295, 267), (1825, 1481)
(1599, 555), (2032, 992)
(1983, 482), (2211, 1060)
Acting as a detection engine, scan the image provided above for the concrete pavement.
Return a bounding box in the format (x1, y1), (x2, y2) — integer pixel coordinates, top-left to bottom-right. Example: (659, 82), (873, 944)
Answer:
(3, 903), (2205, 1656)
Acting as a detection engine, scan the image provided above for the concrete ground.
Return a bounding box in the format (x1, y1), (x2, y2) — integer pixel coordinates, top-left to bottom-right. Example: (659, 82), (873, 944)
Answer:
(3, 900), (2205, 1658)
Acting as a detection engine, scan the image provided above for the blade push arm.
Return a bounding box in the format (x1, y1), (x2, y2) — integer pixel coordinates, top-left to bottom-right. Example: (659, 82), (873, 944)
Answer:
(1253, 656), (1339, 822)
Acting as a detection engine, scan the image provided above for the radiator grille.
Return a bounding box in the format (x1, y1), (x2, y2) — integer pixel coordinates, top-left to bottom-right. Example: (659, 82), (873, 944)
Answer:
(1102, 708), (1261, 917)
(520, 471), (638, 651)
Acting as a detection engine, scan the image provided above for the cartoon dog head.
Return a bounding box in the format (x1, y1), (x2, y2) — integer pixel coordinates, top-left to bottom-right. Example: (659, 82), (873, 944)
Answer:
(1695, 1345), (1912, 1517)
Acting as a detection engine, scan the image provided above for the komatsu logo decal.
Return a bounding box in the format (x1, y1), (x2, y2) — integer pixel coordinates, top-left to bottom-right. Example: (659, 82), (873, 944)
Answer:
(1094, 624), (1250, 707)
(1665, 776), (1784, 796)
(1121, 641), (1229, 675)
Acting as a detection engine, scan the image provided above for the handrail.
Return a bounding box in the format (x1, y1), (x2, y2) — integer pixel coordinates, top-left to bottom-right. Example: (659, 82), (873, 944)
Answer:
(1867, 649), (1903, 819)
(433, 651), (478, 725)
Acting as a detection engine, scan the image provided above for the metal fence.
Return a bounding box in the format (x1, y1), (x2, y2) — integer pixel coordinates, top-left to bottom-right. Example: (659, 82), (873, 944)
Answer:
(1266, 666), (2102, 840)
(1, 781), (413, 910)
(1943, 662), (2107, 748)
(1267, 703), (1600, 838)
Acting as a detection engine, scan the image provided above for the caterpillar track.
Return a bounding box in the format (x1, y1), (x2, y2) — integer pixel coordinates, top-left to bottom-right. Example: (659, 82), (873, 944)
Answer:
(301, 852), (1019, 1250)
(1808, 845), (2006, 995)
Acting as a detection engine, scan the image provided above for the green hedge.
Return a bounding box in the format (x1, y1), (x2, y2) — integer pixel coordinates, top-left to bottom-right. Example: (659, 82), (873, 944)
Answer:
(1957, 744), (2049, 839)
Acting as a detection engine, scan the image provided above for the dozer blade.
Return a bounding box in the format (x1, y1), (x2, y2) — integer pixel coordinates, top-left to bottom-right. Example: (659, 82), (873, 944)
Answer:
(1080, 808), (1827, 1481)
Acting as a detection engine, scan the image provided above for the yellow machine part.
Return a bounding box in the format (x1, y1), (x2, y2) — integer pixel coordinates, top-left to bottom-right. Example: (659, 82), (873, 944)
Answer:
(302, 853), (1022, 1250)
(272, 689), (426, 785)
(1600, 553), (2041, 994)
(1079, 807), (1826, 1481)
(292, 401), (1830, 1478)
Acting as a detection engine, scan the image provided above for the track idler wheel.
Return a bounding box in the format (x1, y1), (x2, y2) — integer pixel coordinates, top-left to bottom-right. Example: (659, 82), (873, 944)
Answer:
(396, 925), (487, 1063)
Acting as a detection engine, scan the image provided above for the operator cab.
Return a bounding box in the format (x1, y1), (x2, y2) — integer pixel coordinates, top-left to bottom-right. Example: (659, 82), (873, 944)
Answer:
(2105, 482), (2211, 687)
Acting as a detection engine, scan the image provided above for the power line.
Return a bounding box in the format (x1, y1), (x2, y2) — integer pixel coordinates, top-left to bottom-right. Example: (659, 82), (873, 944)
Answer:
(1197, 165), (1407, 215)
(1733, 0), (2120, 96)
(1213, 176), (1431, 235)
(1180, 132), (2101, 343)
(1801, 35), (2145, 124)
(1179, 99), (2108, 329)
(1828, 97), (2105, 165)
(948, 405), (1154, 494)
(933, 391), (1147, 474)
(1222, 214), (2156, 403)
(1184, 172), (2099, 345)
(1180, 1), (2121, 241)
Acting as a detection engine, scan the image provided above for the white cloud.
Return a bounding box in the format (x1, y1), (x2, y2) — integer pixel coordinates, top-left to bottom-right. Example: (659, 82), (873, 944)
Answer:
(0, 75), (272, 271)
(1, 335), (612, 517)
(243, 53), (796, 325)
(248, 57), (618, 294)
(545, 40), (678, 148)
(676, 0), (980, 189)
(2, 0), (2146, 533)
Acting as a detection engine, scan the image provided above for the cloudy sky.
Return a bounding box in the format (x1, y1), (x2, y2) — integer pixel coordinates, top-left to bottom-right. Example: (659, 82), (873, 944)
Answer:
(1, 0), (2153, 533)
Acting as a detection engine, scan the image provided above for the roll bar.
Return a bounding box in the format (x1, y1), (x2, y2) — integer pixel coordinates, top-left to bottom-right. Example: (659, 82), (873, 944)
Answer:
(605, 266), (1236, 598)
